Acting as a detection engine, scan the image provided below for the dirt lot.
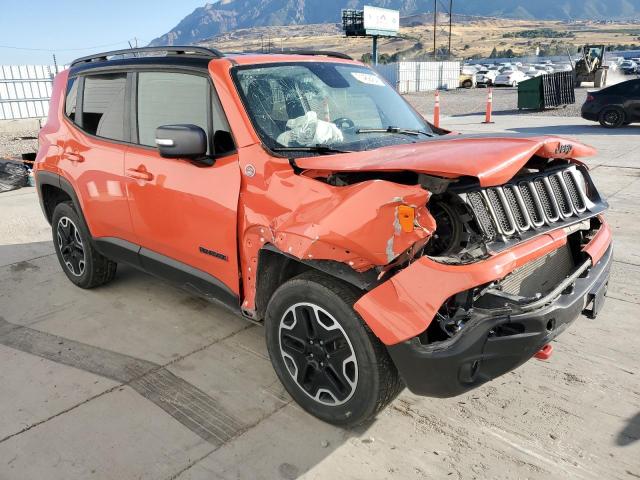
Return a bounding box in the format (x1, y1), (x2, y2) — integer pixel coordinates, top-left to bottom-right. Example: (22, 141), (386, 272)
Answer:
(0, 109), (638, 479)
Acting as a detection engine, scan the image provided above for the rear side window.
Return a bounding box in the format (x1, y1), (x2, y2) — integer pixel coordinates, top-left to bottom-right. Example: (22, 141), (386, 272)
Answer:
(81, 73), (127, 141)
(137, 72), (209, 148)
(65, 78), (78, 121)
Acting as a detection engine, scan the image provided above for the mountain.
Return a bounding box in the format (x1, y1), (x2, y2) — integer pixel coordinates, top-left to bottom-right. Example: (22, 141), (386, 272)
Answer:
(149, 0), (640, 46)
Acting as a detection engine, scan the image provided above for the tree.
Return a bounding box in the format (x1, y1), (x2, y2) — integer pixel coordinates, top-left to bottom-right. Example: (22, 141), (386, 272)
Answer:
(489, 47), (498, 58)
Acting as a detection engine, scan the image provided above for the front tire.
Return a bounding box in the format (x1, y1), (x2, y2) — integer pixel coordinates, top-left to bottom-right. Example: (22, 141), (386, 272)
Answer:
(265, 271), (403, 427)
(51, 202), (117, 288)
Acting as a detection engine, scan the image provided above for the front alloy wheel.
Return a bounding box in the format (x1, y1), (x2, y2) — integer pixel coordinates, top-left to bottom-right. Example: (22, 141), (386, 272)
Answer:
(265, 271), (403, 427)
(279, 302), (358, 406)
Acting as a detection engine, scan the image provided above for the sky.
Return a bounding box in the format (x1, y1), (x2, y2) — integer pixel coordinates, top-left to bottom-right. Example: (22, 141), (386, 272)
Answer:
(0, 0), (210, 65)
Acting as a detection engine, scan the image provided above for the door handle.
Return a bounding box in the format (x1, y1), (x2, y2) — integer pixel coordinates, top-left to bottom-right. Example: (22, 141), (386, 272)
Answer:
(66, 152), (84, 162)
(126, 168), (154, 181)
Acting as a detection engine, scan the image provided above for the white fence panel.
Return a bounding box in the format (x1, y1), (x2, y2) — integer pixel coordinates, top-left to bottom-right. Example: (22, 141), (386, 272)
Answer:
(376, 61), (461, 93)
(0, 64), (66, 120)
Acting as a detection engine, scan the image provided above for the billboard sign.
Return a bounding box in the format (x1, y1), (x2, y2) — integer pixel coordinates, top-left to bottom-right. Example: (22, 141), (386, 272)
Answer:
(363, 6), (399, 36)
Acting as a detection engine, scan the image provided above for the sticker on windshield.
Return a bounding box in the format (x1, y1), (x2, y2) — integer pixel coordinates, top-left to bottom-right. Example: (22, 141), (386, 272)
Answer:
(351, 72), (385, 86)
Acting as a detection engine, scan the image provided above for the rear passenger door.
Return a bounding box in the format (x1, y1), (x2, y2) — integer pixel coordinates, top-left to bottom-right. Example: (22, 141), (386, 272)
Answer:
(61, 72), (136, 243)
(124, 70), (241, 299)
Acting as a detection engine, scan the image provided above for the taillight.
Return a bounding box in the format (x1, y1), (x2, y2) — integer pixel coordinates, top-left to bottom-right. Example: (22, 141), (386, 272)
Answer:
(586, 94), (595, 102)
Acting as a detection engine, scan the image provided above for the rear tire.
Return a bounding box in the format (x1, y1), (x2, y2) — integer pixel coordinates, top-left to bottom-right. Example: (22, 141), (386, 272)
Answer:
(265, 271), (403, 427)
(599, 107), (626, 128)
(51, 201), (117, 288)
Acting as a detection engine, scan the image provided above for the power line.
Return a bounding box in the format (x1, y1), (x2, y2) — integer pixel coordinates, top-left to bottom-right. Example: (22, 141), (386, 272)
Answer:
(0, 40), (141, 53)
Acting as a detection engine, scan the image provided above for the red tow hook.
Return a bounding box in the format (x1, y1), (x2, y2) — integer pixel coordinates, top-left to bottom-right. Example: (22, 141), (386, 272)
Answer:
(535, 344), (553, 360)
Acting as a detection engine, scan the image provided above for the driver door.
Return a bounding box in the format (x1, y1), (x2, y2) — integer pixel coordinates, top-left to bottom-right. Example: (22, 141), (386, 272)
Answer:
(124, 70), (241, 299)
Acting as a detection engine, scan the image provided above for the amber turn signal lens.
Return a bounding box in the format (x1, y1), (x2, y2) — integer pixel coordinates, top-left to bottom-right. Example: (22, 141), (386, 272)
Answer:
(398, 205), (415, 233)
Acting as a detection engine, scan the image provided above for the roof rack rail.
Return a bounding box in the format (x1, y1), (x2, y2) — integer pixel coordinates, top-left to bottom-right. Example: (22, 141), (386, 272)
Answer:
(71, 46), (224, 66)
(279, 50), (353, 60)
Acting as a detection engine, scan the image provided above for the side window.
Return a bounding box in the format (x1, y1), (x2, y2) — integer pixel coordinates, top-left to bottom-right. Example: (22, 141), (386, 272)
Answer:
(136, 71), (235, 154)
(81, 73), (127, 141)
(65, 78), (78, 121)
(137, 72), (209, 148)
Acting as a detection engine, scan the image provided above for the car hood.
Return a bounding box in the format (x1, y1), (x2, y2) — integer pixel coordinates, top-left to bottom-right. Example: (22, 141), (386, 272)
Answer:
(295, 135), (597, 187)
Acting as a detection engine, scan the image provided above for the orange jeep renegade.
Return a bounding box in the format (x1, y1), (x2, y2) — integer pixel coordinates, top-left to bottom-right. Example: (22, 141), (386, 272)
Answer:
(35, 47), (612, 426)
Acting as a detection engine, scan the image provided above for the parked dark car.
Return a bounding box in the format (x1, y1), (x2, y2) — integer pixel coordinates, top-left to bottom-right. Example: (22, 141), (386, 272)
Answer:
(581, 79), (640, 128)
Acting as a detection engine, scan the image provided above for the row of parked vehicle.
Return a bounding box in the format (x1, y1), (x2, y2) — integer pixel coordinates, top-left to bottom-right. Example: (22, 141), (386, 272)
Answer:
(613, 58), (640, 75)
(460, 61), (573, 88)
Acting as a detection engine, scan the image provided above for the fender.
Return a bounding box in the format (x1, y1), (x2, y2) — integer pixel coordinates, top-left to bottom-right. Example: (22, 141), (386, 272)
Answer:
(35, 170), (89, 230)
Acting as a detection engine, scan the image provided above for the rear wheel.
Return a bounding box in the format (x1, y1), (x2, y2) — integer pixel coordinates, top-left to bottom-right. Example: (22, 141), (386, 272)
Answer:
(462, 79), (473, 88)
(52, 202), (117, 288)
(599, 107), (626, 128)
(265, 271), (403, 427)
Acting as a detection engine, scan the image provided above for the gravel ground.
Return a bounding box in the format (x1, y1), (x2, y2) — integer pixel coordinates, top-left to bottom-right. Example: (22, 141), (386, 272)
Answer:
(0, 132), (38, 160)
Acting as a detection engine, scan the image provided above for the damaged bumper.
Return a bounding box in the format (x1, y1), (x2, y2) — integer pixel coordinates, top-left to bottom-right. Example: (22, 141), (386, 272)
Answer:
(386, 244), (612, 397)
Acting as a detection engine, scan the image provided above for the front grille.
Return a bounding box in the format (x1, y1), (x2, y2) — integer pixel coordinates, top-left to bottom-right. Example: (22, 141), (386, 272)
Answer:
(464, 166), (597, 242)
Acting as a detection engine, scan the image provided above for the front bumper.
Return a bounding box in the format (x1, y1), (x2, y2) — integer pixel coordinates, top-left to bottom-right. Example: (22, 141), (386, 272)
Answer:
(386, 244), (612, 398)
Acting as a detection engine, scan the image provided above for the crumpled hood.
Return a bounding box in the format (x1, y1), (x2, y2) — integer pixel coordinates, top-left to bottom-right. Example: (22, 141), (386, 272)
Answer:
(295, 135), (597, 187)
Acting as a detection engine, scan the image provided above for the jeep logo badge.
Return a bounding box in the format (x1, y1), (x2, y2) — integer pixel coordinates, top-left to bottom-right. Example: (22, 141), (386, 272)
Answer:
(555, 144), (573, 155)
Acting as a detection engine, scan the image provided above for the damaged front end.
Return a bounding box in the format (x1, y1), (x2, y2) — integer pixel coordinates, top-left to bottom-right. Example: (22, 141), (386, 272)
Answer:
(351, 160), (612, 397)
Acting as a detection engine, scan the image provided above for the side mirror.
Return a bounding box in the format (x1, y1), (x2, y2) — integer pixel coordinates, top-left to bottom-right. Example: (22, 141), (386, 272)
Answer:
(155, 124), (208, 159)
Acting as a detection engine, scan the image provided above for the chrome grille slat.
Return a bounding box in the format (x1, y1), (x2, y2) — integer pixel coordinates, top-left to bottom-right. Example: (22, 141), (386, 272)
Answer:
(467, 191), (497, 238)
(534, 178), (560, 222)
(465, 166), (596, 242)
(519, 182), (545, 227)
(484, 189), (515, 235)
(497, 187), (519, 235)
(505, 185), (531, 231)
(564, 170), (587, 212)
(549, 173), (573, 217)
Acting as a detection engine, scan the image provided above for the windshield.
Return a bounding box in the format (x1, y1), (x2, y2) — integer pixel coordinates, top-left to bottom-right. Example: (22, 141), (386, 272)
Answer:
(232, 62), (433, 154)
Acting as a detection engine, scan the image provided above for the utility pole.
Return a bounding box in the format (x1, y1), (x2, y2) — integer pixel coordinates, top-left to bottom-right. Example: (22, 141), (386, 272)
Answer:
(433, 0), (437, 60)
(52, 54), (58, 75)
(372, 36), (379, 65)
(448, 0), (453, 59)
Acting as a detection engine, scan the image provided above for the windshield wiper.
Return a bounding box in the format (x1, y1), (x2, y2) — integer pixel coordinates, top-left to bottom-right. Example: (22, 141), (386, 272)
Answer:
(356, 126), (434, 137)
(271, 145), (352, 155)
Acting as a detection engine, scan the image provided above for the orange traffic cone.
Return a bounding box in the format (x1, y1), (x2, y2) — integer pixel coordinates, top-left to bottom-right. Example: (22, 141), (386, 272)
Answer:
(483, 88), (494, 124)
(433, 90), (441, 128)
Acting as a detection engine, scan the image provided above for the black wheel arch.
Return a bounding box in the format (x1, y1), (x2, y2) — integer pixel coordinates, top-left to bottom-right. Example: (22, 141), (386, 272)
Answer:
(254, 244), (380, 321)
(36, 171), (89, 230)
